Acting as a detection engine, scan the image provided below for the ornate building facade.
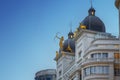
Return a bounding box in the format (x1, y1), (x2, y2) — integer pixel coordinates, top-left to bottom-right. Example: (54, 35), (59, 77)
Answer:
(54, 1), (120, 80)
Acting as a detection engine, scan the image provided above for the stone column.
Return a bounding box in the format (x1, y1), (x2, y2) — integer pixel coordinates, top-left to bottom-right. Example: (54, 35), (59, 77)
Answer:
(81, 68), (84, 80)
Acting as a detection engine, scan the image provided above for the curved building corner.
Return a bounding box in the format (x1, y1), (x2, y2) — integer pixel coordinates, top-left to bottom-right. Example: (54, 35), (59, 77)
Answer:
(35, 69), (56, 80)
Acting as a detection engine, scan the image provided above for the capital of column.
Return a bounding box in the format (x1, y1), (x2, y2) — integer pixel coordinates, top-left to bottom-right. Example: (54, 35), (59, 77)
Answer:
(115, 0), (120, 9)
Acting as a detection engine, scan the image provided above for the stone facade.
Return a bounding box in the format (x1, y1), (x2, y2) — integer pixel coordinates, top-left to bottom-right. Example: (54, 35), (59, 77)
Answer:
(55, 30), (120, 80)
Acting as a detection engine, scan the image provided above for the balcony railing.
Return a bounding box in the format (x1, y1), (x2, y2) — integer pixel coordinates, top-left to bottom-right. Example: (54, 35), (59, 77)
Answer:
(81, 58), (114, 66)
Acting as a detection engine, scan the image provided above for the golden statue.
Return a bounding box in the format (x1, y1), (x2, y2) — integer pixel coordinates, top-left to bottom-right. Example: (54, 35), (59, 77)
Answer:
(56, 51), (59, 58)
(80, 23), (86, 29)
(66, 44), (72, 52)
(59, 36), (64, 49)
(55, 33), (64, 49)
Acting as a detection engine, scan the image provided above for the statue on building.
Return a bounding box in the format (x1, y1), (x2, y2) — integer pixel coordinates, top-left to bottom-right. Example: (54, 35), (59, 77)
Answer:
(54, 32), (64, 50)
(59, 36), (64, 49)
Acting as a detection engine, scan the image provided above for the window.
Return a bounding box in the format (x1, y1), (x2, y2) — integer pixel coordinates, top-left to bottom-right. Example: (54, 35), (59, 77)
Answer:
(98, 53), (101, 58)
(84, 67), (90, 76)
(96, 66), (99, 74)
(46, 78), (51, 80)
(91, 53), (97, 58)
(91, 53), (108, 59)
(103, 53), (108, 58)
(114, 53), (120, 59)
(59, 70), (62, 76)
(114, 68), (120, 76)
(90, 66), (95, 74)
(87, 67), (90, 75)
(99, 66), (102, 74)
(114, 64), (120, 76)
(39, 76), (45, 80)
(84, 66), (109, 76)
(46, 75), (52, 80)
(114, 53), (120, 76)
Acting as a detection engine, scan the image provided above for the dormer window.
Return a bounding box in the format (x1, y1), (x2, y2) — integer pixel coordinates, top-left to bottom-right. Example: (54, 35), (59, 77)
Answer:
(71, 35), (73, 38)
(92, 11), (94, 15)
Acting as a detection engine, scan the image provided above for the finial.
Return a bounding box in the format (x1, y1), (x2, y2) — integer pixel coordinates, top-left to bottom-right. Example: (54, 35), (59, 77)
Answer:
(90, 0), (93, 8)
(68, 22), (74, 39)
(88, 0), (95, 16)
(70, 22), (72, 32)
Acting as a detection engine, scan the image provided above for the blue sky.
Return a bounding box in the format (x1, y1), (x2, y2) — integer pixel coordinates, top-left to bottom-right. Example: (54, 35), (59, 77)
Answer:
(0, 0), (118, 80)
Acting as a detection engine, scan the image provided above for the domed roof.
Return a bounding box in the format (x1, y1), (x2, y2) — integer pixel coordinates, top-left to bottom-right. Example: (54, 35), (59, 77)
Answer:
(63, 38), (75, 53)
(81, 7), (106, 32)
(63, 31), (75, 53)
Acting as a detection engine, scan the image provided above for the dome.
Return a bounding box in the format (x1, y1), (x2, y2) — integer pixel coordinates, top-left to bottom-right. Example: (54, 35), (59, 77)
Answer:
(63, 39), (75, 53)
(63, 31), (75, 53)
(81, 7), (106, 32)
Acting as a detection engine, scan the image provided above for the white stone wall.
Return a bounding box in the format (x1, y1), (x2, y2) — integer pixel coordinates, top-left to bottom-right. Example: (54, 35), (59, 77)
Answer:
(56, 53), (75, 80)
(74, 30), (119, 80)
(56, 30), (120, 80)
(76, 31), (96, 63)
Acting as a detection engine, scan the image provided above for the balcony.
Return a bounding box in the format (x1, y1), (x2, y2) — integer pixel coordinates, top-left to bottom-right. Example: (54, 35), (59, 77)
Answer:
(85, 45), (119, 56)
(81, 58), (114, 67)
(84, 74), (109, 80)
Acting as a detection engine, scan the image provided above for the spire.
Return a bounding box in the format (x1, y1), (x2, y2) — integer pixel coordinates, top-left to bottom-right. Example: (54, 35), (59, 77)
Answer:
(70, 22), (72, 32)
(91, 0), (93, 8)
(68, 22), (74, 39)
(88, 0), (95, 16)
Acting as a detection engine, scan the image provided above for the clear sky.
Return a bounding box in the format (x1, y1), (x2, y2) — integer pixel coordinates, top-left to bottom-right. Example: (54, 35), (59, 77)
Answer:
(0, 0), (118, 80)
